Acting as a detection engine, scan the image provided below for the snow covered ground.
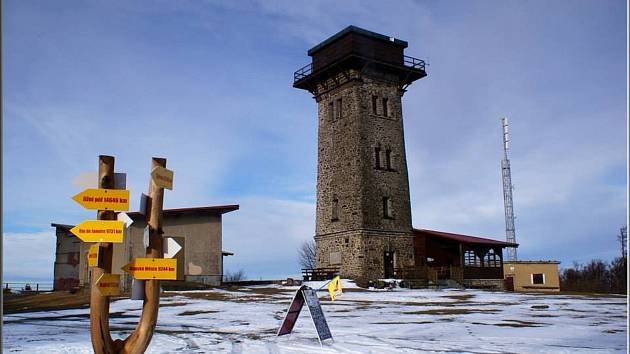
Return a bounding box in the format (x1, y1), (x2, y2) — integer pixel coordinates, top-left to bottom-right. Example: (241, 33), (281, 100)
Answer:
(3, 281), (627, 353)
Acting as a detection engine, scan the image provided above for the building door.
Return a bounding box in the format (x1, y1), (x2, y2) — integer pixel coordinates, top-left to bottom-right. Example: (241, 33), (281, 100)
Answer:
(504, 276), (514, 291)
(384, 251), (394, 278)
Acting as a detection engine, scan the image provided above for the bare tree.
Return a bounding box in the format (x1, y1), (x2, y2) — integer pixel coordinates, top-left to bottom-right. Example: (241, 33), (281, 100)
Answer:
(224, 269), (246, 282)
(299, 240), (316, 269)
(618, 226), (627, 260)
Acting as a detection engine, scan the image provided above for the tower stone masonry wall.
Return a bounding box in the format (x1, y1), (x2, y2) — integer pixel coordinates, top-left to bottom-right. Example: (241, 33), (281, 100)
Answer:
(314, 68), (415, 281)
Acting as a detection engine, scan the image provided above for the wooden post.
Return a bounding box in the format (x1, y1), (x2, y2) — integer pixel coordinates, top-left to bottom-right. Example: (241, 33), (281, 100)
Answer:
(120, 157), (166, 354)
(87, 156), (168, 354)
(90, 155), (117, 354)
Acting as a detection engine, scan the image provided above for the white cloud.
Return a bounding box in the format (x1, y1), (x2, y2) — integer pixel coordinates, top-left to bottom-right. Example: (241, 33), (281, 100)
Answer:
(222, 197), (315, 279)
(3, 231), (56, 282)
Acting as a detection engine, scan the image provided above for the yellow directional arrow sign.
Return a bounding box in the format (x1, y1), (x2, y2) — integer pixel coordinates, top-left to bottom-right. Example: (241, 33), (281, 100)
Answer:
(122, 258), (177, 280)
(87, 244), (101, 267)
(151, 166), (174, 190)
(70, 220), (124, 243)
(95, 273), (120, 297)
(72, 188), (130, 211)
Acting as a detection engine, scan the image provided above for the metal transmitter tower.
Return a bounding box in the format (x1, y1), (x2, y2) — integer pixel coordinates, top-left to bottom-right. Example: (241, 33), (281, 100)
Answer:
(501, 118), (518, 261)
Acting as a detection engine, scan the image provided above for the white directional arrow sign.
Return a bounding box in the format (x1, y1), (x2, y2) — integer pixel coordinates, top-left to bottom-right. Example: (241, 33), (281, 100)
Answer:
(117, 212), (134, 228)
(143, 226), (149, 249)
(163, 237), (182, 259)
(72, 172), (127, 189)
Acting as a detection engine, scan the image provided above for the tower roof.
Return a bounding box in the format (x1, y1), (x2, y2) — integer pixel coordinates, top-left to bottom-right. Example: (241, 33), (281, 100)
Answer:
(307, 25), (408, 56)
(414, 229), (519, 247)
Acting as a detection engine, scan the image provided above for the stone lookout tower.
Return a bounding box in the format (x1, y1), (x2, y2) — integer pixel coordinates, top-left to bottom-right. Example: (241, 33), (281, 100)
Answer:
(293, 26), (427, 282)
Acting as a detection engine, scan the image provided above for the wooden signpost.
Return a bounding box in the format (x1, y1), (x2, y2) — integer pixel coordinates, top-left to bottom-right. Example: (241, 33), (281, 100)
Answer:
(95, 273), (121, 297)
(122, 258), (177, 280)
(72, 188), (130, 211)
(70, 220), (125, 243)
(76, 155), (173, 354)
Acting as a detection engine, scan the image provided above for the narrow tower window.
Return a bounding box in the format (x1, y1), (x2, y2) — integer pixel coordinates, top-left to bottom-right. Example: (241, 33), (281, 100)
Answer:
(374, 147), (381, 169)
(328, 101), (334, 121)
(385, 149), (392, 170)
(382, 97), (389, 117)
(336, 98), (342, 119)
(382, 197), (393, 219)
(372, 95), (378, 114)
(331, 196), (339, 221)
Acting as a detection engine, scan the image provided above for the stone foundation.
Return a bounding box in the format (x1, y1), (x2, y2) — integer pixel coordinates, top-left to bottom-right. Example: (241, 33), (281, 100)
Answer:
(315, 230), (414, 282)
(462, 279), (504, 291)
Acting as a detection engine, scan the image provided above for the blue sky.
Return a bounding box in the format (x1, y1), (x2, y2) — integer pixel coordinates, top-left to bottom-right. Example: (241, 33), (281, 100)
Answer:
(3, 0), (627, 281)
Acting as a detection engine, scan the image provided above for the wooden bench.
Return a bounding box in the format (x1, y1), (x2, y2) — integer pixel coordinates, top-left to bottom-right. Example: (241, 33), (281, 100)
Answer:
(301, 268), (340, 281)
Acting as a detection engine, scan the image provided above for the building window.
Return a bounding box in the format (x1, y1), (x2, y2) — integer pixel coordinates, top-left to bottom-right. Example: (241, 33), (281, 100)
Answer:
(336, 98), (342, 119)
(330, 252), (341, 265)
(382, 197), (393, 219)
(331, 196), (339, 221)
(374, 147), (382, 169)
(464, 250), (481, 266)
(382, 97), (389, 117)
(385, 149), (393, 170)
(328, 101), (334, 121)
(484, 249), (500, 267)
(372, 95), (378, 114)
(532, 273), (545, 284)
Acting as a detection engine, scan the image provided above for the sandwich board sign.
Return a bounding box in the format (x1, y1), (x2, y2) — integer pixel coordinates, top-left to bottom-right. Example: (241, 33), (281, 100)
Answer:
(277, 285), (332, 345)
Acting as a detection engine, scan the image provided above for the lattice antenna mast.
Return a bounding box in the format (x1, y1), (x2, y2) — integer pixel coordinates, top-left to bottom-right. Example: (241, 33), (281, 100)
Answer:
(501, 117), (518, 261)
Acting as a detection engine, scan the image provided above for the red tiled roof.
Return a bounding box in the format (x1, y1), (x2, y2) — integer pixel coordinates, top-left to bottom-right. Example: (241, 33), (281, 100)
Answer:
(51, 206), (239, 229)
(414, 228), (518, 247)
(127, 205), (239, 218)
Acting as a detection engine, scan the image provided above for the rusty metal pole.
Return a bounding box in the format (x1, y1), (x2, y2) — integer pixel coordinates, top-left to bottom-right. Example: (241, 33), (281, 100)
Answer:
(120, 157), (166, 354)
(90, 155), (116, 354)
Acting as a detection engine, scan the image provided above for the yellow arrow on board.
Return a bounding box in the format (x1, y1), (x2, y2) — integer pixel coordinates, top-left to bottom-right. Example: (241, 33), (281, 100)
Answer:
(70, 220), (124, 243)
(122, 258), (177, 280)
(95, 273), (120, 297)
(87, 244), (101, 267)
(71, 188), (130, 211)
(151, 166), (174, 190)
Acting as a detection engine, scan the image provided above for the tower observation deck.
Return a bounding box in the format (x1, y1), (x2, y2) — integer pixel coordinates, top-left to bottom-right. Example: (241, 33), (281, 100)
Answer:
(293, 25), (427, 97)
